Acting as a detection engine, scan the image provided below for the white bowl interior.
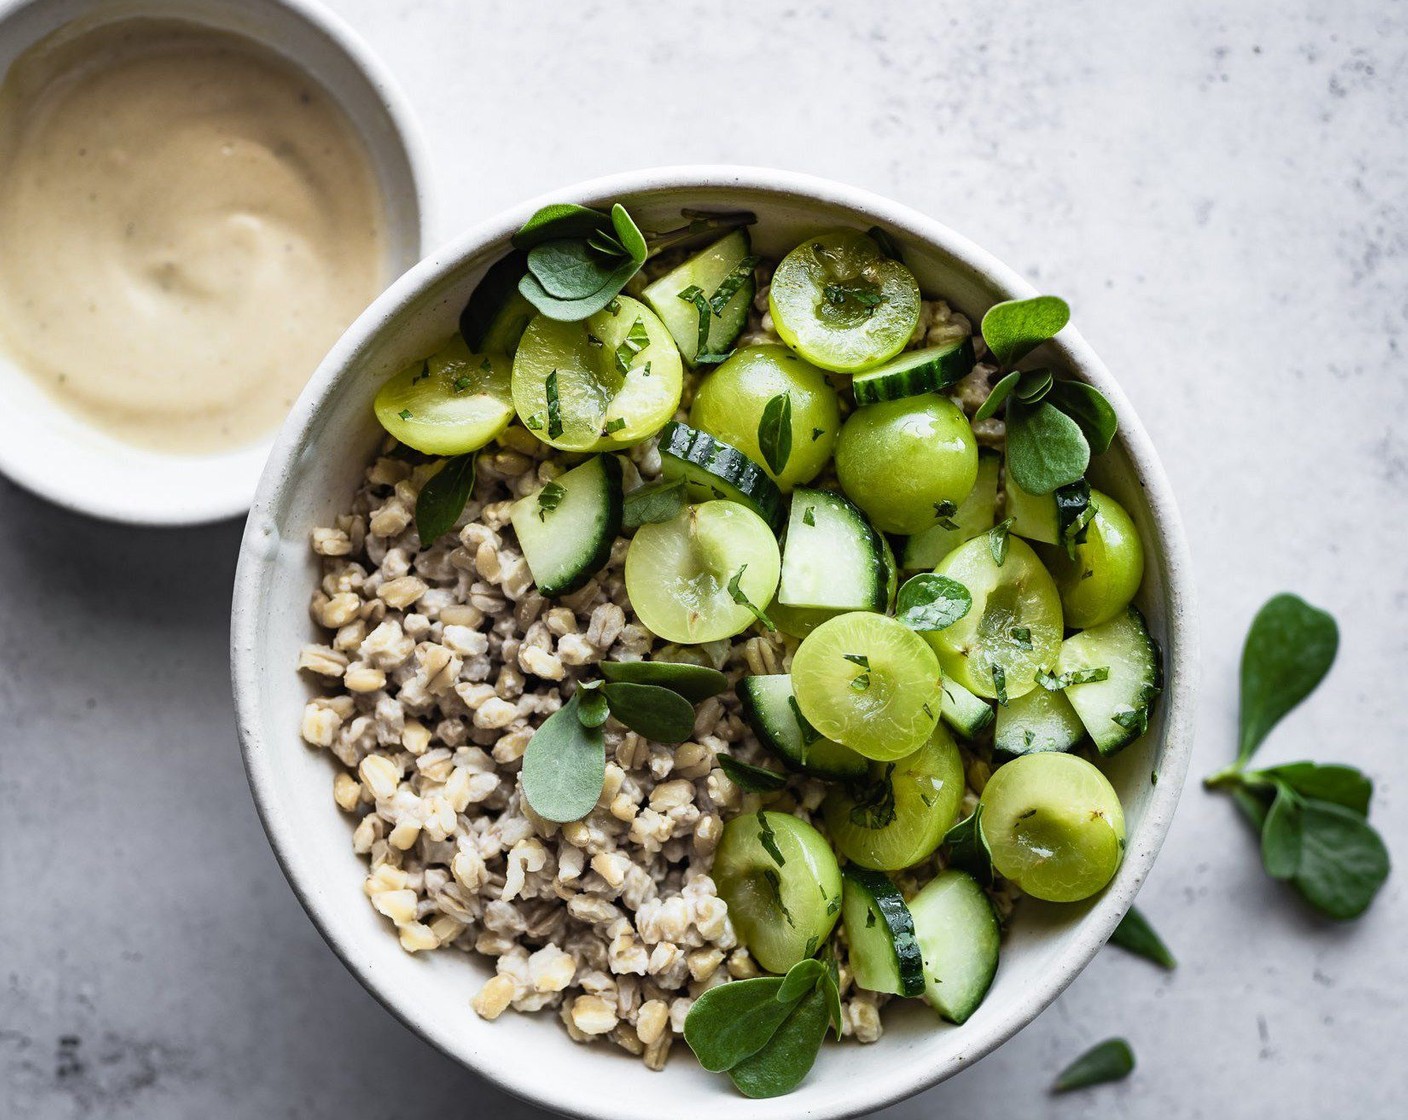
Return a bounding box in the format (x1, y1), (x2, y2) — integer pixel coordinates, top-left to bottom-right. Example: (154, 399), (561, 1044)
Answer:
(0, 0), (429, 525)
(234, 171), (1196, 1120)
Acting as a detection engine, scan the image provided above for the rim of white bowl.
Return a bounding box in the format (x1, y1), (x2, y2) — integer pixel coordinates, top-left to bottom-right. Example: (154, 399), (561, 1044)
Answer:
(232, 166), (1198, 1120)
(0, 0), (435, 526)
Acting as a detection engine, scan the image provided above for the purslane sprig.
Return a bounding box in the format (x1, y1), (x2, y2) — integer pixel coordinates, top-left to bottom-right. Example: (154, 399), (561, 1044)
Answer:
(1204, 593), (1390, 920)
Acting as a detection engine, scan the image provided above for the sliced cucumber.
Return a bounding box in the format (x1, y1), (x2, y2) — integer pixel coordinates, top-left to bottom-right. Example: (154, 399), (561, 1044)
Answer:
(902, 450), (1000, 571)
(940, 678), (995, 739)
(841, 868), (924, 997)
(777, 488), (886, 612)
(459, 250), (536, 354)
(993, 684), (1085, 757)
(737, 675), (868, 782)
(643, 229), (756, 367)
(510, 455), (622, 597)
(658, 421), (784, 531)
(908, 869), (1000, 1024)
(1056, 606), (1161, 755)
(851, 337), (976, 405)
(1007, 475), (1091, 547)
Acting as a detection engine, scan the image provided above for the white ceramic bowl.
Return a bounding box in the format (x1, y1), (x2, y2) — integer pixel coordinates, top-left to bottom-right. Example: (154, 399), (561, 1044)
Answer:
(232, 167), (1197, 1120)
(0, 0), (432, 525)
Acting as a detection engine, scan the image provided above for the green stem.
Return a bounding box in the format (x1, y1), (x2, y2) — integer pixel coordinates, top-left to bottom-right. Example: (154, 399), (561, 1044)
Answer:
(645, 210), (756, 258)
(1203, 765), (1245, 791)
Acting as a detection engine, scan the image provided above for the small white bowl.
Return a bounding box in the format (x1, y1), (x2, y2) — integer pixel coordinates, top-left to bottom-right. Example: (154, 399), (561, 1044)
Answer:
(232, 167), (1198, 1120)
(0, 0), (432, 525)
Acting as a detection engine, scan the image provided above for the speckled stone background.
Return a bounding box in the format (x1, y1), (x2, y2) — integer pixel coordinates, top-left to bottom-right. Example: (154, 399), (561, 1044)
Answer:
(2, 0), (1405, 1116)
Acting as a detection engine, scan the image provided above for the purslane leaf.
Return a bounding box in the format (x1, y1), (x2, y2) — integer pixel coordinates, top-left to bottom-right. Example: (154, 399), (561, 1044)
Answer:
(717, 755), (789, 793)
(599, 658), (728, 702)
(895, 574), (973, 633)
(622, 478), (687, 529)
(1052, 1038), (1135, 1092)
(775, 958), (825, 1003)
(1108, 905), (1176, 970)
(727, 987), (830, 1099)
(1005, 399), (1091, 495)
(1260, 780), (1304, 880)
(601, 681), (697, 743)
(519, 695), (605, 823)
(972, 370), (1020, 423)
(1047, 380), (1119, 455)
(1256, 762), (1372, 817)
(414, 454), (477, 544)
(1292, 800), (1390, 920)
(1237, 593), (1338, 765)
(683, 977), (798, 1072)
(519, 268), (637, 322)
(1014, 367), (1054, 403)
(512, 202), (612, 248)
(980, 295), (1070, 368)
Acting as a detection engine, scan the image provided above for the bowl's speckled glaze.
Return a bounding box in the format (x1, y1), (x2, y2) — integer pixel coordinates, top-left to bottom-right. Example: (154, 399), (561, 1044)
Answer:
(231, 167), (1197, 1120)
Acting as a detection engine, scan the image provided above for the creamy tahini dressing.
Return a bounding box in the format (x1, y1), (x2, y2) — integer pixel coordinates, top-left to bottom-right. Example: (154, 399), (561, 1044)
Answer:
(0, 19), (387, 454)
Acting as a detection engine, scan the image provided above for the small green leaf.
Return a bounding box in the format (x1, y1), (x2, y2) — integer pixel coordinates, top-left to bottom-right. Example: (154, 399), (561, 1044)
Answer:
(535, 480), (565, 521)
(414, 454), (477, 544)
(1047, 380), (1119, 455)
(944, 805), (994, 884)
(1255, 762), (1372, 816)
(981, 295), (1070, 368)
(1237, 594), (1338, 766)
(527, 239), (620, 300)
(599, 659), (728, 702)
(1109, 905), (1176, 970)
(1014, 367), (1055, 402)
(678, 284), (712, 357)
(1006, 399), (1091, 495)
(622, 478), (687, 529)
(519, 695), (605, 823)
(727, 987), (830, 1099)
(1261, 780), (1304, 879)
(545, 370), (564, 439)
(821, 953), (843, 1038)
(576, 685), (610, 729)
(683, 977), (798, 1073)
(776, 958), (825, 1003)
(757, 810), (786, 866)
(601, 681), (697, 743)
(609, 203), (648, 263)
(717, 755), (789, 793)
(987, 517), (1015, 566)
(1292, 800), (1390, 920)
(1052, 1038), (1135, 1092)
(512, 202), (610, 248)
(895, 574), (972, 633)
(758, 392), (794, 477)
(973, 370), (1021, 423)
(728, 565), (776, 631)
(710, 254), (764, 314)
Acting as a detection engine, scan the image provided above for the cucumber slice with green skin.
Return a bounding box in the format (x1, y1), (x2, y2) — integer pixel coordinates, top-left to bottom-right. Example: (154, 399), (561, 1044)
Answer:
(1041, 489), (1145, 629)
(737, 675), (868, 782)
(1056, 606), (1161, 755)
(908, 869), (1000, 1024)
(902, 450), (1000, 571)
(511, 296), (682, 452)
(1007, 475), (1091, 547)
(712, 811), (843, 975)
(643, 229), (756, 367)
(821, 723), (965, 870)
(459, 250), (536, 355)
(926, 535), (1064, 702)
(778, 488), (887, 612)
(851, 337), (977, 405)
(841, 868), (924, 997)
(690, 345), (841, 491)
(993, 684), (1085, 757)
(940, 678), (995, 739)
(510, 455), (623, 597)
(769, 229), (922, 374)
(657, 421), (784, 531)
(374, 337), (515, 455)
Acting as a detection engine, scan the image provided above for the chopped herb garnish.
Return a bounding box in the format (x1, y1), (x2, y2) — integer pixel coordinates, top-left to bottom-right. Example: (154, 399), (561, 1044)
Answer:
(602, 417), (627, 436)
(397, 408), (413, 420)
(727, 565), (776, 631)
(992, 664), (1008, 705)
(802, 506), (816, 527)
(1010, 626), (1033, 650)
(708, 254), (763, 314)
(988, 517), (1015, 566)
(586, 332), (604, 348)
(678, 284), (712, 357)
(811, 427), (824, 441)
(762, 868), (794, 928)
(536, 481), (566, 521)
(524, 413), (545, 431)
(545, 370), (564, 439)
(848, 764), (897, 829)
(453, 375), (473, 393)
(933, 500), (960, 531)
(614, 317), (651, 374)
(757, 811), (786, 866)
(758, 392), (793, 476)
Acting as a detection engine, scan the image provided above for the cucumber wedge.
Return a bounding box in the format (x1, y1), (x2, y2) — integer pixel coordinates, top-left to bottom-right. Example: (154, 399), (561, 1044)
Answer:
(459, 250), (536, 355)
(902, 450), (1000, 571)
(1007, 474), (1091, 547)
(994, 684), (1085, 757)
(842, 868), (924, 997)
(908, 869), (1000, 1024)
(851, 337), (976, 405)
(940, 678), (995, 739)
(1056, 606), (1161, 755)
(737, 675), (868, 782)
(510, 454), (622, 597)
(644, 229), (756, 367)
(658, 421), (784, 531)
(778, 488), (887, 612)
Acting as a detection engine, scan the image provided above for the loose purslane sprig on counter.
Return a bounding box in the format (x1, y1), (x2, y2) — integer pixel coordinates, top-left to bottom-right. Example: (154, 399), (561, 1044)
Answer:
(1204, 594), (1390, 920)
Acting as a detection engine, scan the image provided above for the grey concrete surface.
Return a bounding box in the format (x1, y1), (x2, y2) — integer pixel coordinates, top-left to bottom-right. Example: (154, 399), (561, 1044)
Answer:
(2, 0), (1406, 1116)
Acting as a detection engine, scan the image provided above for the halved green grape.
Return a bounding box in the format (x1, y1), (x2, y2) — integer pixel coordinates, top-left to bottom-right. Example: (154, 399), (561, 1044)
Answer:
(511, 296), (682, 451)
(835, 395), (979, 534)
(791, 612), (943, 761)
(925, 535), (1063, 702)
(1041, 489), (1145, 629)
(712, 811), (843, 974)
(769, 229), (921, 373)
(978, 752), (1125, 902)
(822, 723), (964, 870)
(374, 336), (513, 454)
(624, 501), (780, 644)
(689, 345), (841, 490)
